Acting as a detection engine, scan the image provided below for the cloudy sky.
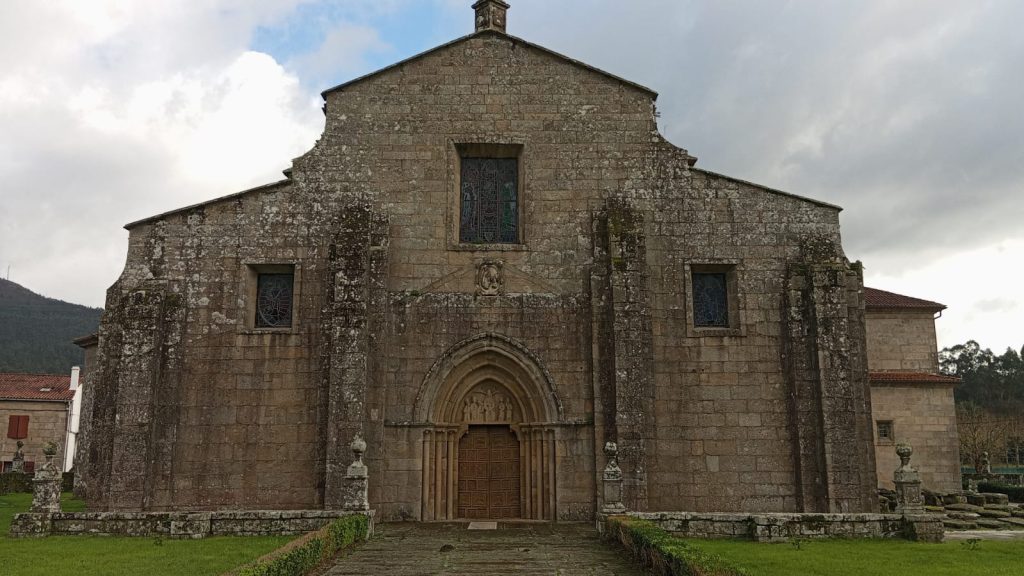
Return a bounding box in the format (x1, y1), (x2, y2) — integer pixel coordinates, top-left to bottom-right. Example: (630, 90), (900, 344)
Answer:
(1, 0), (1021, 353)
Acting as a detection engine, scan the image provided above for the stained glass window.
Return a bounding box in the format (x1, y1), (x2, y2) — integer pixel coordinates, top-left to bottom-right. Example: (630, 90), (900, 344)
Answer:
(693, 272), (729, 327)
(460, 157), (518, 244)
(256, 273), (294, 328)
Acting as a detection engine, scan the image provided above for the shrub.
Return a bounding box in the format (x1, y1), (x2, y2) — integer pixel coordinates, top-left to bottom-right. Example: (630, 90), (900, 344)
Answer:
(234, 514), (369, 576)
(978, 482), (1024, 503)
(0, 472), (33, 495)
(605, 516), (749, 576)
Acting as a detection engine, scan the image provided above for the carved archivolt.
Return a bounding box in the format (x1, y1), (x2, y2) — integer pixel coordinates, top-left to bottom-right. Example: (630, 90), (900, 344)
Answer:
(414, 332), (563, 424)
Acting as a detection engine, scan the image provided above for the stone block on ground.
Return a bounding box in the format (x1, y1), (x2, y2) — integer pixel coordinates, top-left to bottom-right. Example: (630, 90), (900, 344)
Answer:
(967, 494), (987, 507)
(942, 493), (968, 506)
(982, 493), (1010, 506)
(1012, 509), (1024, 519)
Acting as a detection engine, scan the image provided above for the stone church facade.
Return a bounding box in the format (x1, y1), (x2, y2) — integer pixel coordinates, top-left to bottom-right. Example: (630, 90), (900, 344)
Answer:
(78, 1), (879, 521)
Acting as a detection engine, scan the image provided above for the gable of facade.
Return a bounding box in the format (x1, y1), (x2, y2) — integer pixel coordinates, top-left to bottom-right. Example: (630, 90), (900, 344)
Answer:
(80, 1), (878, 519)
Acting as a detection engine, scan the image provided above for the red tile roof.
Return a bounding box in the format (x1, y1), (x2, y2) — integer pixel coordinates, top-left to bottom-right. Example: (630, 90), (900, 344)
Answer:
(869, 371), (960, 385)
(0, 373), (74, 402)
(864, 287), (946, 312)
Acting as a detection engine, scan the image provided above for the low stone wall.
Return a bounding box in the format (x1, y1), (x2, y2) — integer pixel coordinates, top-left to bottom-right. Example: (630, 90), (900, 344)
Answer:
(10, 509), (375, 539)
(626, 511), (943, 543)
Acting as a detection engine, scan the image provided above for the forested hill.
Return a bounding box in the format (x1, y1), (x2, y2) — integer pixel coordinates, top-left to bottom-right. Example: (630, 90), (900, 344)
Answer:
(0, 278), (102, 374)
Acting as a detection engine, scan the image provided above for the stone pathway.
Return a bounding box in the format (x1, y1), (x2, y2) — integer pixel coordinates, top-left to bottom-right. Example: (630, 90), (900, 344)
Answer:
(324, 522), (648, 575)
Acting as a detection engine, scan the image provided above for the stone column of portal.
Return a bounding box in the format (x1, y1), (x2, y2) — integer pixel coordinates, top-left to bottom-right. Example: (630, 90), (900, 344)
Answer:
(894, 444), (924, 515)
(30, 442), (63, 514)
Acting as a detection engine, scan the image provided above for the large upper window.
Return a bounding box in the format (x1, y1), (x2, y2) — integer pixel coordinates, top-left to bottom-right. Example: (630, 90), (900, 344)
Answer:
(692, 272), (730, 327)
(255, 270), (294, 328)
(459, 157), (519, 244)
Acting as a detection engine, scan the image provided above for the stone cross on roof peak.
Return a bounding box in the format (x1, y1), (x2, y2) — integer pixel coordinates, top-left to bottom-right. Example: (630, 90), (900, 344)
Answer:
(473, 0), (510, 34)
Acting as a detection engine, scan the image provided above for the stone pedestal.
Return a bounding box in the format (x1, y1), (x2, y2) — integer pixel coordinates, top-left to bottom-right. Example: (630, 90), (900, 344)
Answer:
(894, 444), (924, 515)
(342, 436), (370, 512)
(30, 443), (63, 514)
(601, 442), (626, 515)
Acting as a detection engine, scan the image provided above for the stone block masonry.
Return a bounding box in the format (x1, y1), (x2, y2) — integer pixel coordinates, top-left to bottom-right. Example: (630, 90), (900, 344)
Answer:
(10, 509), (374, 539)
(626, 511), (943, 543)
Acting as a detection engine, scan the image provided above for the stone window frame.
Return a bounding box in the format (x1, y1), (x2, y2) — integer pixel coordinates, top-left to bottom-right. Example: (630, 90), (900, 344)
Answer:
(876, 420), (895, 444)
(241, 262), (302, 334)
(683, 260), (745, 337)
(447, 140), (528, 252)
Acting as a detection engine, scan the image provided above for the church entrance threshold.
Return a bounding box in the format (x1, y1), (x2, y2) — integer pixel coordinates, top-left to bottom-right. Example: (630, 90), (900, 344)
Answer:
(458, 425), (521, 519)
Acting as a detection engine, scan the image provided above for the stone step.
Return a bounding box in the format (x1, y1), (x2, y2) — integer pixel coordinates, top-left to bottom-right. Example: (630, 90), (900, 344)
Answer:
(947, 512), (981, 521)
(1012, 509), (1024, 519)
(998, 517), (1024, 529)
(325, 523), (647, 576)
(978, 509), (1011, 519)
(946, 503), (984, 513)
(977, 519), (1009, 529)
(942, 519), (978, 530)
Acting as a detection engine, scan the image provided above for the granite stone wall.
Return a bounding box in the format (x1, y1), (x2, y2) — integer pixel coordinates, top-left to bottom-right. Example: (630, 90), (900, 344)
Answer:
(866, 310), (941, 373)
(871, 384), (960, 492)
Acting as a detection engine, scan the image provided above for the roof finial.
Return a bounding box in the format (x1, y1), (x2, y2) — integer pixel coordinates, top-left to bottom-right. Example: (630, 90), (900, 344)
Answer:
(473, 0), (509, 34)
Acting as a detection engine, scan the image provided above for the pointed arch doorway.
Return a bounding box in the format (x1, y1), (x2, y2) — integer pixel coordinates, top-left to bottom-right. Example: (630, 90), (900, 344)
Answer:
(415, 334), (561, 521)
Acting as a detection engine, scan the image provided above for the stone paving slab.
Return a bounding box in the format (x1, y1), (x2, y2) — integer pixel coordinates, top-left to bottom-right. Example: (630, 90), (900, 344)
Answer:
(945, 529), (1024, 541)
(324, 522), (648, 575)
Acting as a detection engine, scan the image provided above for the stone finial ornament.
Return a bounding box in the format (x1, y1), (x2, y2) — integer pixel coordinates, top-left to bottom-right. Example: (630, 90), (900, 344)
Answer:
(893, 443), (924, 515)
(602, 441), (626, 514)
(473, 0), (510, 33)
(343, 435), (370, 512)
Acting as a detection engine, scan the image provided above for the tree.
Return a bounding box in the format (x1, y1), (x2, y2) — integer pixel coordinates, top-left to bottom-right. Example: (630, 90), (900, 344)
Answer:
(956, 402), (1009, 472)
(941, 340), (1024, 413)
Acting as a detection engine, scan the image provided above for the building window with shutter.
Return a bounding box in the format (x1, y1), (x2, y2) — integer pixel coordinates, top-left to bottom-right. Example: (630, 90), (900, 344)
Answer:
(7, 415), (29, 439)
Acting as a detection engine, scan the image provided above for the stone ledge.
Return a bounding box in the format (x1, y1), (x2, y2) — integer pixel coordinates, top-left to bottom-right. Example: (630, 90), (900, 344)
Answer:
(10, 509), (375, 539)
(623, 511), (943, 543)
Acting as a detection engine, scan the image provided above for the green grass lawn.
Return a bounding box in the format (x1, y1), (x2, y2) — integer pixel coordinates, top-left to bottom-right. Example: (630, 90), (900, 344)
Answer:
(692, 537), (1024, 576)
(1, 493), (293, 576)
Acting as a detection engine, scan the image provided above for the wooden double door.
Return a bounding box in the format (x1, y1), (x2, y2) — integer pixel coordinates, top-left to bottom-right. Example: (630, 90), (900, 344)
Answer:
(457, 425), (521, 519)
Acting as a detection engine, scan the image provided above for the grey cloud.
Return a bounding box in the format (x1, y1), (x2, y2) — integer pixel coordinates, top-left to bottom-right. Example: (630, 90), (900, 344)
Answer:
(507, 0), (1024, 272)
